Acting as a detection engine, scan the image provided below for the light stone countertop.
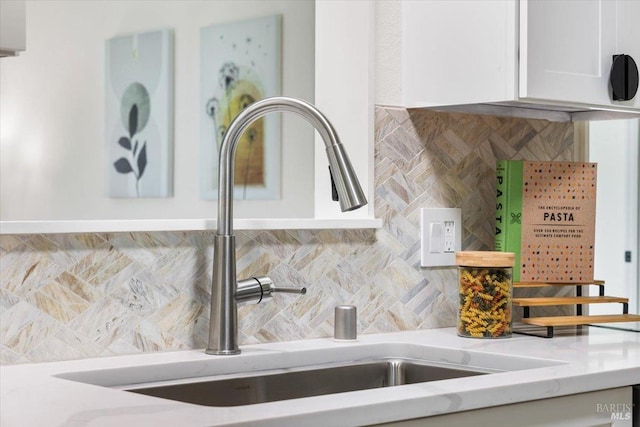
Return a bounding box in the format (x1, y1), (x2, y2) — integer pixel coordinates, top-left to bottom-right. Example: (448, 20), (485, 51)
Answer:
(1, 327), (639, 427)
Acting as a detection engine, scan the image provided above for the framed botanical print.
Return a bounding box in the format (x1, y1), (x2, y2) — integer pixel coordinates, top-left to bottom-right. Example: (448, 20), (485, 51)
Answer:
(200, 15), (282, 200)
(105, 29), (174, 198)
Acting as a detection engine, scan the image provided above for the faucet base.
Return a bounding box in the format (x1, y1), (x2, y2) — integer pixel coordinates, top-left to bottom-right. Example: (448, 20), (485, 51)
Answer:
(205, 348), (241, 356)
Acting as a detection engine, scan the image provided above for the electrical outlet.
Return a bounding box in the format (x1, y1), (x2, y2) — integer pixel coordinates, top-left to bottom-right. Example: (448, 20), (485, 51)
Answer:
(420, 208), (462, 267)
(443, 220), (455, 253)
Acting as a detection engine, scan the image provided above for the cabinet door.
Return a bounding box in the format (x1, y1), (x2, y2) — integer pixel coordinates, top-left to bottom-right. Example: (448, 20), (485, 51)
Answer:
(379, 387), (633, 427)
(401, 0), (518, 107)
(520, 0), (640, 109)
(614, 0), (640, 108)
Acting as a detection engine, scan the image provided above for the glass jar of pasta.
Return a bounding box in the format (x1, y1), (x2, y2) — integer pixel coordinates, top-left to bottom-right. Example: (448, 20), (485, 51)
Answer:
(456, 251), (515, 338)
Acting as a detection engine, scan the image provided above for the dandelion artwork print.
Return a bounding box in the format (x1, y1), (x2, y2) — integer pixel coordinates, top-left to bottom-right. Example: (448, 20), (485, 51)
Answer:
(200, 15), (282, 200)
(105, 29), (174, 198)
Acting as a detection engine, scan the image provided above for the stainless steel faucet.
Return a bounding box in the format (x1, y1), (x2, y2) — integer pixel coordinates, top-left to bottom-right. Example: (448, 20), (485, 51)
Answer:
(206, 97), (368, 355)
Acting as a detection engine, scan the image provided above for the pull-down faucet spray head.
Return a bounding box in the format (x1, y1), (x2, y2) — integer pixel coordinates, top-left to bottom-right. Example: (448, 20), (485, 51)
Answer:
(326, 141), (368, 212)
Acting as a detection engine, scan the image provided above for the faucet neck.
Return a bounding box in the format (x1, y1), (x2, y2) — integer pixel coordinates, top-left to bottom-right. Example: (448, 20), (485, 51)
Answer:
(216, 97), (342, 235)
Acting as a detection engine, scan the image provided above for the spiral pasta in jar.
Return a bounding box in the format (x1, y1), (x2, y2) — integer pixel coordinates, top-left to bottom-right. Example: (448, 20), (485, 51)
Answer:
(456, 251), (515, 338)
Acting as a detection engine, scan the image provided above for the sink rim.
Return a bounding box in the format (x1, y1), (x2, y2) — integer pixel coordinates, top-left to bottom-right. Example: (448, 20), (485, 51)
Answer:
(53, 342), (566, 391)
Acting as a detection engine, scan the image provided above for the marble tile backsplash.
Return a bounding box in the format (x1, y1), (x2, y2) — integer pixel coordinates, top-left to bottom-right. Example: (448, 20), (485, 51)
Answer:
(0, 107), (575, 364)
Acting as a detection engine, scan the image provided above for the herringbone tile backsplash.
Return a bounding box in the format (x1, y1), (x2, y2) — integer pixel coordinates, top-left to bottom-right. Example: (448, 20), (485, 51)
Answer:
(0, 107), (574, 364)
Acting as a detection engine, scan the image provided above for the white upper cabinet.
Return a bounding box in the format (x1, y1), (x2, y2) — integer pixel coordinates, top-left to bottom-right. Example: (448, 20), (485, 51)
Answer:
(400, 0), (518, 108)
(0, 0), (26, 57)
(391, 0), (640, 119)
(521, 0), (640, 110)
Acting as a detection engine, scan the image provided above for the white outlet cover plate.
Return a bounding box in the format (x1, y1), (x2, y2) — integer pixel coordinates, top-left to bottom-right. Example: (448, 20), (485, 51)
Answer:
(420, 208), (462, 267)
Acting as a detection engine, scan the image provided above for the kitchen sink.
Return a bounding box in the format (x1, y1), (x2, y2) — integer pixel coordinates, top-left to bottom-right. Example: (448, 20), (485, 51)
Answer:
(124, 358), (488, 407)
(55, 342), (564, 408)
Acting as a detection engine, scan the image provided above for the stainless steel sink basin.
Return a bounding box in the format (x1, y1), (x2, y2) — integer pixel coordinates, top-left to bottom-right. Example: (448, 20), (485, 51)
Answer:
(56, 342), (564, 409)
(124, 358), (488, 407)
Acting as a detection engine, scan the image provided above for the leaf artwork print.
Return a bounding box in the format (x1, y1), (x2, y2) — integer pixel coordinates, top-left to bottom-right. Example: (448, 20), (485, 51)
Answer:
(114, 83), (150, 197)
(105, 29), (173, 198)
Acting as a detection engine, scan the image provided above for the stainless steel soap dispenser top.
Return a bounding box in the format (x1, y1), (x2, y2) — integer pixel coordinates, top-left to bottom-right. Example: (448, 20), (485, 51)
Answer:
(334, 305), (357, 340)
(206, 96), (367, 355)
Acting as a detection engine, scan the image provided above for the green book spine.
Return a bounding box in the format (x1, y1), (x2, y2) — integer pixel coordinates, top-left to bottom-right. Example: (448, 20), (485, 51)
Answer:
(494, 160), (523, 281)
(495, 160), (508, 253)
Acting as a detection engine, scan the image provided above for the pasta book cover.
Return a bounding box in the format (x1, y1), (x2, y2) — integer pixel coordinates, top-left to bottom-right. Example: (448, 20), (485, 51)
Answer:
(495, 160), (597, 283)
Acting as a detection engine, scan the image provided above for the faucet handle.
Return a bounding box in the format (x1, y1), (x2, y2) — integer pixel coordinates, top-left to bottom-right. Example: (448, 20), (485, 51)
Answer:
(259, 276), (306, 300)
(270, 285), (307, 295)
(236, 276), (306, 306)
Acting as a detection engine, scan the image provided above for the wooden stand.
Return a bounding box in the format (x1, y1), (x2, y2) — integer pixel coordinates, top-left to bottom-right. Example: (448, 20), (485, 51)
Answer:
(512, 280), (640, 338)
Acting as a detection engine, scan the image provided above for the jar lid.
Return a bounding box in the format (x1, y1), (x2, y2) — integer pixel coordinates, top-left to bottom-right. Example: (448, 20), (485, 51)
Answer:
(455, 251), (515, 267)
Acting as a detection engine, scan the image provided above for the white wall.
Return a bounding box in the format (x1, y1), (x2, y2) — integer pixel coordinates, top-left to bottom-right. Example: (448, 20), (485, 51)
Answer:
(0, 0), (314, 221)
(589, 119), (639, 314)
